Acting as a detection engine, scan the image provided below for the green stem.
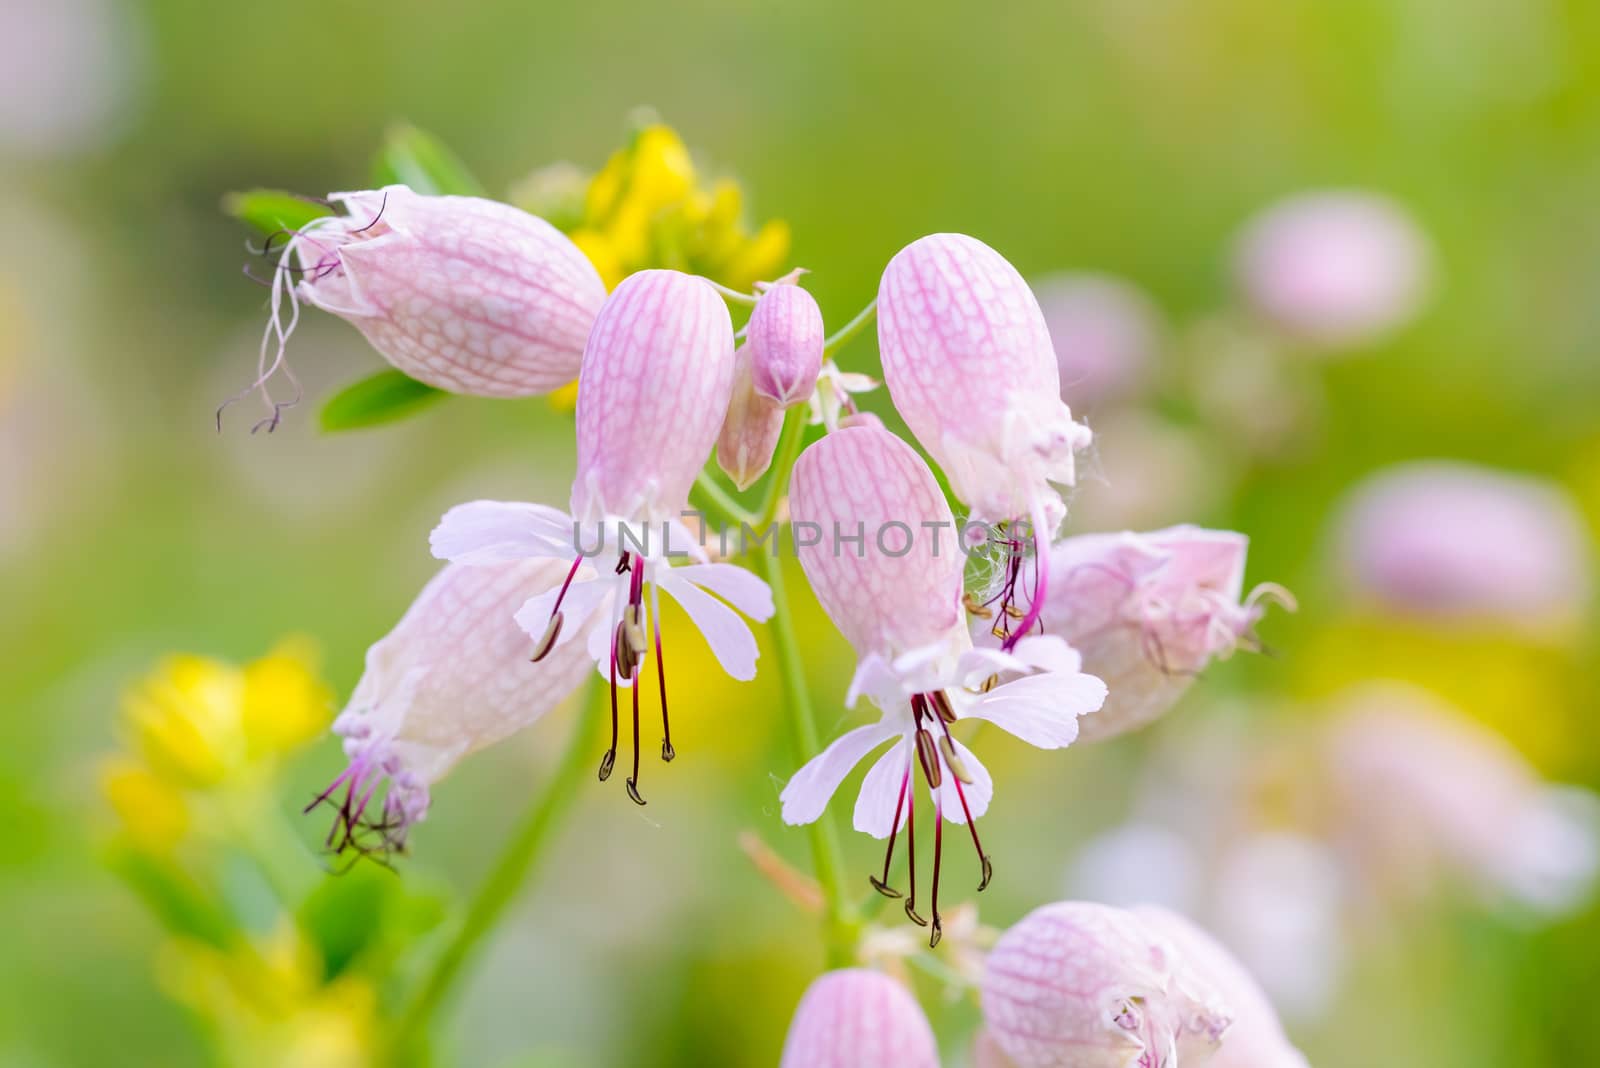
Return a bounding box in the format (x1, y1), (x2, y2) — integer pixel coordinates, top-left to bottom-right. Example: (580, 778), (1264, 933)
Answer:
(822, 299), (877, 356)
(753, 541), (856, 967)
(759, 407), (809, 525)
(703, 278), (759, 305)
(394, 683), (605, 1053)
(691, 472), (757, 529)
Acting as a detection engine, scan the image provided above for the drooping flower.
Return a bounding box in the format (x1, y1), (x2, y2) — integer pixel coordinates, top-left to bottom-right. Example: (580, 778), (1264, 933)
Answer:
(716, 343), (787, 490)
(1233, 190), (1430, 348)
(308, 560), (595, 852)
(1322, 682), (1600, 915)
(747, 279), (825, 407)
(1332, 461), (1593, 634)
(431, 270), (773, 804)
(779, 969), (939, 1068)
(1020, 526), (1292, 743)
(981, 900), (1230, 1068)
(1133, 906), (1310, 1068)
(1032, 272), (1162, 412)
(779, 425), (1106, 944)
(877, 233), (1093, 650)
(231, 184), (606, 429)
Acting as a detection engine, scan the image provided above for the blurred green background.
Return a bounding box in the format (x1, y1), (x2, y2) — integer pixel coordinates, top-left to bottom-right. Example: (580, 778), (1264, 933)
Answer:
(3, 1), (1599, 1065)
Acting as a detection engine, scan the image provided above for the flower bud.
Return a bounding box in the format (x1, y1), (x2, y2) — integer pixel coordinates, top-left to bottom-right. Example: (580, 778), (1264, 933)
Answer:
(283, 186), (607, 399)
(982, 901), (1229, 1068)
(780, 969), (939, 1068)
(748, 281), (824, 407)
(1234, 190), (1429, 348)
(716, 345), (786, 490)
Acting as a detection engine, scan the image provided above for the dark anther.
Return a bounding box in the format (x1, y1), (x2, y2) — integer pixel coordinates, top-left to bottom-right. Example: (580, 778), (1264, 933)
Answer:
(904, 899), (929, 926)
(914, 729), (943, 789)
(597, 749), (616, 781)
(978, 853), (994, 892)
(930, 690), (958, 725)
(531, 612), (564, 661)
(660, 740), (676, 762)
(869, 875), (902, 899)
(928, 915), (943, 949)
(625, 777), (646, 805)
(614, 620), (637, 680)
(938, 734), (973, 784)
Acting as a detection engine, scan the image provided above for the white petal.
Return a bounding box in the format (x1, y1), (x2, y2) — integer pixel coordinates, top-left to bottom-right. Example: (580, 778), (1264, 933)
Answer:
(431, 500), (573, 564)
(656, 571), (761, 680)
(670, 562), (775, 621)
(855, 738), (913, 838)
(845, 653), (906, 709)
(1008, 634), (1083, 674)
(962, 672), (1107, 749)
(934, 738), (993, 824)
(779, 720), (898, 826)
(512, 568), (610, 648)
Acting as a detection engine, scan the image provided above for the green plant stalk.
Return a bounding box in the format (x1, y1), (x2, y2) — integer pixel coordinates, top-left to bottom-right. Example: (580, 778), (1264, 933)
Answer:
(393, 681), (606, 1054)
(822, 299), (877, 356)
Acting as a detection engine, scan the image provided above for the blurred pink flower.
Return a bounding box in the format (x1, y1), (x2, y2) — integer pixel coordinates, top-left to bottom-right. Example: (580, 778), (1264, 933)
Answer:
(1334, 461), (1593, 632)
(1134, 906), (1310, 1068)
(311, 560), (594, 851)
(432, 270), (772, 805)
(878, 233), (1092, 650)
(1032, 273), (1162, 411)
(1234, 191), (1430, 348)
(982, 900), (1228, 1068)
(781, 426), (1105, 944)
(748, 279), (825, 407)
(1323, 683), (1599, 914)
(0, 0), (144, 157)
(779, 969), (939, 1068)
(234, 185), (606, 429)
(1033, 526), (1292, 743)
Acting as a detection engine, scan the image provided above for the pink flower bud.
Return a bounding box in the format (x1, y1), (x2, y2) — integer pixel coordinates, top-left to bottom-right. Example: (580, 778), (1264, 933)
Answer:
(716, 345), (786, 490)
(789, 424), (965, 657)
(1033, 273), (1162, 411)
(982, 901), (1229, 1068)
(878, 233), (1091, 530)
(571, 269), (736, 523)
(1324, 683), (1599, 914)
(311, 559), (594, 852)
(748, 281), (825, 407)
(257, 186), (606, 416)
(1030, 526), (1291, 742)
(1133, 906), (1309, 1068)
(779, 969), (939, 1068)
(1333, 461), (1593, 633)
(1234, 191), (1429, 348)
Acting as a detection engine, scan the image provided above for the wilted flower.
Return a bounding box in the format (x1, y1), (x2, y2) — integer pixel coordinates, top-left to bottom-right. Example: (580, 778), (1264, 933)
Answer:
(877, 233), (1092, 650)
(1032, 273), (1162, 412)
(309, 560), (595, 852)
(1133, 906), (1310, 1068)
(1322, 682), (1600, 914)
(1033, 526), (1292, 743)
(780, 426), (1105, 944)
(432, 270), (773, 805)
(1333, 461), (1593, 633)
(748, 279), (825, 407)
(232, 185), (607, 430)
(1233, 190), (1429, 348)
(779, 969), (939, 1068)
(981, 900), (1229, 1068)
(716, 344), (787, 490)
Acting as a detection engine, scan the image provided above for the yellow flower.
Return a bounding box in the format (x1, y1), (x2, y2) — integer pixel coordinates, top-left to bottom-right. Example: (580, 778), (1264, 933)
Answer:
(100, 757), (190, 851)
(242, 637), (335, 759)
(125, 653), (247, 789)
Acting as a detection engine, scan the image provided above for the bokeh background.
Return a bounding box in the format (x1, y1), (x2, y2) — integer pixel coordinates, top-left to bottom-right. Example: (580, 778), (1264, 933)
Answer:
(4, 1), (1599, 1065)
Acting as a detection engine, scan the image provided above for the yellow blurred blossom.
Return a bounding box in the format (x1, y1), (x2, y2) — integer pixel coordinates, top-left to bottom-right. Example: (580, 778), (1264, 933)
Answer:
(100, 757), (190, 851)
(157, 925), (378, 1068)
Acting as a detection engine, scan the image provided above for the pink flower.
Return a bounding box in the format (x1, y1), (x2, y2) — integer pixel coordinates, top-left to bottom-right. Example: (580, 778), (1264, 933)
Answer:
(779, 969), (939, 1068)
(877, 233), (1092, 651)
(779, 426), (1106, 944)
(982, 901), (1229, 1068)
(1333, 461), (1593, 633)
(716, 344), (786, 490)
(1033, 273), (1162, 412)
(1323, 683), (1599, 914)
(1133, 907), (1309, 1068)
(748, 279), (825, 407)
(308, 560), (594, 852)
(1029, 526), (1292, 743)
(431, 270), (773, 805)
(1234, 190), (1429, 348)
(234, 185), (606, 429)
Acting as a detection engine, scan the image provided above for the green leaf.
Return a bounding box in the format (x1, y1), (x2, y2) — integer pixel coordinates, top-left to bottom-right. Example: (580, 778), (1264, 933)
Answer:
(107, 845), (239, 950)
(298, 865), (390, 980)
(320, 370), (448, 432)
(371, 123), (487, 197)
(222, 188), (331, 237)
